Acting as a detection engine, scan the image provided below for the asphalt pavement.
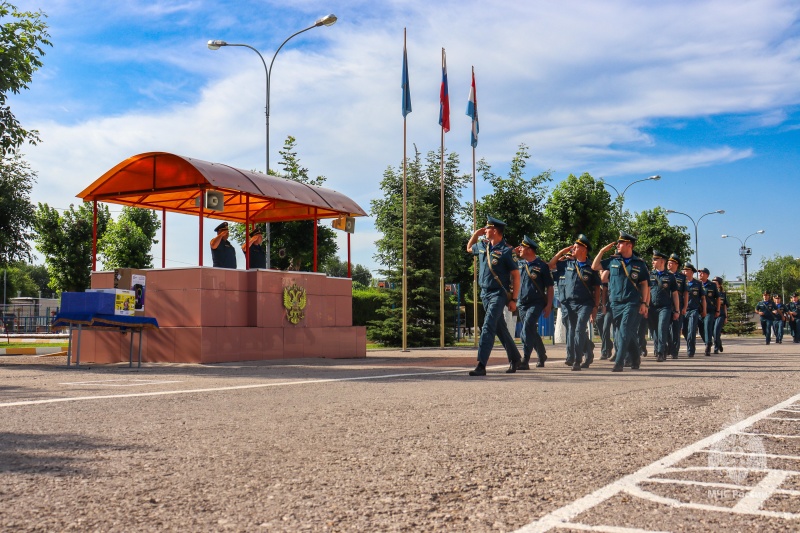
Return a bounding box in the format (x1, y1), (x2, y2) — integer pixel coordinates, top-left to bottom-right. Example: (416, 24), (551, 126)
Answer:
(1, 335), (798, 532)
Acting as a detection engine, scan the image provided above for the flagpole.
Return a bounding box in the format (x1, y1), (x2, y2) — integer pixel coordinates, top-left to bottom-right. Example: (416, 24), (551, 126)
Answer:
(439, 47), (446, 349)
(471, 69), (478, 348)
(402, 28), (409, 352)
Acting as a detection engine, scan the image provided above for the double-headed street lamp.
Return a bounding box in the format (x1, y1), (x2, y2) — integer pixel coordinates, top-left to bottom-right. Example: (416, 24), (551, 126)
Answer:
(603, 175), (661, 205)
(665, 209), (725, 270)
(208, 13), (337, 267)
(721, 230), (764, 303)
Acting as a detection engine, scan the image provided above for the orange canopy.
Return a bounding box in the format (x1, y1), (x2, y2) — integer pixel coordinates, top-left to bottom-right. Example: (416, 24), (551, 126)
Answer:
(77, 152), (367, 223)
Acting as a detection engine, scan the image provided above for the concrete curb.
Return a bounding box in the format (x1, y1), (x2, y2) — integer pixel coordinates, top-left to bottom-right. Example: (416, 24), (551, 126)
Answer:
(0, 347), (69, 356)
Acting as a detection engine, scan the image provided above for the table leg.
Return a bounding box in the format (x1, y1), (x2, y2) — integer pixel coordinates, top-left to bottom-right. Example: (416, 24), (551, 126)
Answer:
(129, 329), (134, 368)
(67, 325), (73, 366)
(75, 324), (82, 366)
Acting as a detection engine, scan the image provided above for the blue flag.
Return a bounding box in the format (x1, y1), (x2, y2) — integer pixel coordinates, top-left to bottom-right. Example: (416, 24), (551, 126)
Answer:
(402, 43), (412, 117)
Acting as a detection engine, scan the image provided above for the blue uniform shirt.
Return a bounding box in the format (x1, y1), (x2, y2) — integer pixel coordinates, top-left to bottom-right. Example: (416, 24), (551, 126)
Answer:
(703, 281), (719, 313)
(556, 259), (600, 305)
(600, 255), (649, 305)
(650, 270), (679, 309)
(472, 239), (517, 293)
(673, 271), (688, 307)
(686, 279), (705, 311)
(756, 300), (776, 318)
(518, 257), (554, 306)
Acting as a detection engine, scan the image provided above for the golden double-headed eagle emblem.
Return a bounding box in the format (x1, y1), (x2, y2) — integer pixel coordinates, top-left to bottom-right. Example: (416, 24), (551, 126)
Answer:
(283, 283), (307, 325)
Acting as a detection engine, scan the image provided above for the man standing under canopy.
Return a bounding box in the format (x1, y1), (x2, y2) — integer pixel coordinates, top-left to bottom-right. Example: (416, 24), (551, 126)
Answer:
(210, 222), (237, 269)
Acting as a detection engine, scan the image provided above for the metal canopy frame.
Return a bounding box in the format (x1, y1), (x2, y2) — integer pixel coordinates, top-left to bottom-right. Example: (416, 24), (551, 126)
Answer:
(78, 152), (365, 271)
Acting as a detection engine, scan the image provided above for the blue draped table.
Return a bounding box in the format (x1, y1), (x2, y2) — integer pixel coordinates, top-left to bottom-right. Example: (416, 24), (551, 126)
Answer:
(53, 312), (159, 367)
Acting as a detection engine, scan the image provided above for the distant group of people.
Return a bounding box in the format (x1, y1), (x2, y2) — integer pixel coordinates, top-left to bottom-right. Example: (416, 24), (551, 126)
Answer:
(465, 216), (788, 376)
(756, 291), (799, 344)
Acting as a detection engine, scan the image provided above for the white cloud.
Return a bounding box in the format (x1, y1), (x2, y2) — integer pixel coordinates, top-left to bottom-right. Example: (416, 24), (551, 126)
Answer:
(14, 0), (800, 275)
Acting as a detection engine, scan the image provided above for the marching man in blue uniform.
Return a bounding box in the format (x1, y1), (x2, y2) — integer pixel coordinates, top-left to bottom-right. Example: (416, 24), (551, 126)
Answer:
(514, 236), (554, 370)
(549, 234), (600, 370)
(682, 263), (705, 357)
(755, 291), (776, 344)
(648, 251), (680, 362)
(789, 293), (799, 343)
(667, 253), (688, 359)
(592, 231), (650, 372)
(698, 268), (720, 356)
(466, 216), (522, 376)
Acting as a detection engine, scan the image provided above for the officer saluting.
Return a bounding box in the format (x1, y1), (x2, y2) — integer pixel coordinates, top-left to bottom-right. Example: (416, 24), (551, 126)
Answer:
(648, 251), (680, 362)
(210, 222), (237, 269)
(549, 234), (600, 370)
(592, 231), (650, 372)
(514, 236), (554, 370)
(242, 226), (267, 269)
(466, 216), (523, 376)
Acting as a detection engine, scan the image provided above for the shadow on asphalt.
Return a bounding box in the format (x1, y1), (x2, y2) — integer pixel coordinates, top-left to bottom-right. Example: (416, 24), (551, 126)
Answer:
(0, 431), (134, 476)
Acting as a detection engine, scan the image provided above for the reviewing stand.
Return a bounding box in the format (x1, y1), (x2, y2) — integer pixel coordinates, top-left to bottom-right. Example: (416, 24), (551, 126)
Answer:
(52, 313), (159, 368)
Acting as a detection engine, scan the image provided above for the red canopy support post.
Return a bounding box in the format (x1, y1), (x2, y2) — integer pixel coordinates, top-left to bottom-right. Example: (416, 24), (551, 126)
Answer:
(245, 194), (250, 270)
(161, 208), (166, 268)
(313, 209), (318, 272)
(198, 190), (204, 267)
(347, 232), (352, 278)
(92, 200), (97, 272)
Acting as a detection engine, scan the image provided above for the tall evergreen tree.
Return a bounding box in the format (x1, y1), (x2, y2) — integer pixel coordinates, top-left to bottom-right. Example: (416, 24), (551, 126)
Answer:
(0, 152), (35, 265)
(371, 148), (470, 346)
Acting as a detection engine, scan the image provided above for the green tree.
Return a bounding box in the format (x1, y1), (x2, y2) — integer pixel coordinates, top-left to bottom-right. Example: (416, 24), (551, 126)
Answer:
(539, 173), (618, 259)
(0, 152), (35, 265)
(628, 207), (693, 260)
(472, 144), (551, 246)
(370, 148), (470, 347)
(229, 136), (338, 271)
(98, 207), (161, 269)
(752, 254), (800, 298)
(0, 2), (51, 156)
(723, 291), (756, 336)
(2, 261), (37, 300)
(322, 257), (373, 287)
(33, 202), (111, 293)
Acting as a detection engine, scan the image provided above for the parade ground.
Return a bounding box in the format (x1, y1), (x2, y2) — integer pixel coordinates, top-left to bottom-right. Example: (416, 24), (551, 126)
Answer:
(1, 336), (799, 532)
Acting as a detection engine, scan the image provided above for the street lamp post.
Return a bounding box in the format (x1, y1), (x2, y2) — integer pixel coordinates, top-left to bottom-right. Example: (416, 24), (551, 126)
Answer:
(665, 209), (724, 269)
(208, 13), (337, 268)
(721, 230), (764, 303)
(603, 175), (661, 205)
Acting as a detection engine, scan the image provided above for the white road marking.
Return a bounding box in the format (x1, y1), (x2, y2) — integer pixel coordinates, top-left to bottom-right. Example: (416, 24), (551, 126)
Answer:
(0, 366), (501, 408)
(60, 379), (184, 387)
(516, 392), (800, 532)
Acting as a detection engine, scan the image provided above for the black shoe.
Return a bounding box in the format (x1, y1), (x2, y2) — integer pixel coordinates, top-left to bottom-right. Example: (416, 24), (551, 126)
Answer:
(704, 347), (711, 356)
(536, 354), (547, 367)
(609, 357), (617, 363)
(631, 364), (640, 369)
(565, 360), (574, 366)
(672, 355), (678, 359)
(719, 346), (723, 352)
(600, 354), (609, 360)
(518, 360), (530, 370)
(469, 364), (486, 376)
(657, 355), (665, 362)
(688, 354), (694, 358)
(506, 361), (518, 374)
(612, 366), (623, 372)
(580, 361), (590, 368)
(572, 362), (581, 371)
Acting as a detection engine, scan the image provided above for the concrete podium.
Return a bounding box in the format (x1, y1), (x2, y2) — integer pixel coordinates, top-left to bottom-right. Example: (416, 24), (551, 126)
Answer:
(76, 267), (366, 364)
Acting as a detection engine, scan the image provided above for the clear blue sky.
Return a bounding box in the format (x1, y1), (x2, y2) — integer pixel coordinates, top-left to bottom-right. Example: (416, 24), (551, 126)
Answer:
(8, 0), (800, 280)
